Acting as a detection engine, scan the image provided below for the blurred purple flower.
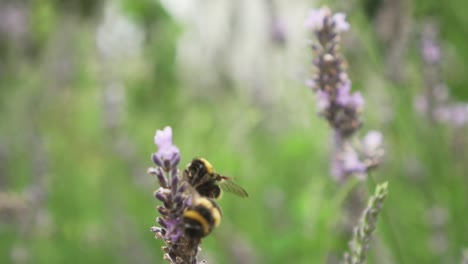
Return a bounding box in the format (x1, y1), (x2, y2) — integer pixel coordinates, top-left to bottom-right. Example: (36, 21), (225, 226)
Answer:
(418, 22), (468, 129)
(306, 6), (384, 181)
(343, 151), (367, 176)
(421, 23), (441, 65)
(450, 104), (468, 126)
(305, 8), (327, 31)
(422, 37), (441, 64)
(332, 13), (350, 32)
(336, 82), (364, 110)
(270, 18), (287, 45)
(351, 92), (365, 110)
(305, 78), (315, 89)
(316, 90), (330, 111)
(331, 143), (367, 181)
(363, 131), (383, 153)
(154, 127), (179, 158)
(414, 95), (428, 114)
(336, 82), (352, 106)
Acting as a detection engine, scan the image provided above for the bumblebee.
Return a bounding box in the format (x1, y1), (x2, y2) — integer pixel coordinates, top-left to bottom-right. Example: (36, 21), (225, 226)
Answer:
(183, 196), (222, 238)
(183, 158), (248, 199)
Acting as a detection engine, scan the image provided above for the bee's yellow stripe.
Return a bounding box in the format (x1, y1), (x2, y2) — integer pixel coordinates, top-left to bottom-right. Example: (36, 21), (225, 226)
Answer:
(184, 210), (210, 235)
(196, 198), (214, 209)
(199, 158), (214, 174)
(212, 207), (221, 227)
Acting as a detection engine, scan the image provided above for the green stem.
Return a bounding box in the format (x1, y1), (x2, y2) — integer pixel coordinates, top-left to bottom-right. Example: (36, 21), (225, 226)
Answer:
(368, 174), (405, 264)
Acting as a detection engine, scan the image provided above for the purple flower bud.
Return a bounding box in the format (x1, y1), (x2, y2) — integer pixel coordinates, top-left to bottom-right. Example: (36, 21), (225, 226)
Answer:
(154, 190), (168, 203)
(173, 194), (183, 204)
(170, 154), (181, 169)
(171, 174), (179, 195)
(152, 153), (163, 167)
(177, 182), (187, 194)
(150, 226), (162, 233)
(174, 199), (184, 212)
(155, 167), (168, 188)
(150, 226), (165, 239)
(157, 217), (167, 228)
(170, 167), (178, 179)
(157, 205), (168, 215)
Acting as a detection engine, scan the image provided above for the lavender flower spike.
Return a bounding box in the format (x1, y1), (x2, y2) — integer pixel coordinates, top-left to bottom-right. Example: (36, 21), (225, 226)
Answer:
(148, 126), (205, 264)
(306, 6), (383, 181)
(343, 182), (389, 264)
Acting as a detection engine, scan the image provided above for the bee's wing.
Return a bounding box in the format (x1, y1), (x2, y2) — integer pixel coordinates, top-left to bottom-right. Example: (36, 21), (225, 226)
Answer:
(218, 176), (248, 198)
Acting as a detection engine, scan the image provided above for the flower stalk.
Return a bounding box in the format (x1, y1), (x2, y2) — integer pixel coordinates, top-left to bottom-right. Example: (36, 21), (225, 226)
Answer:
(343, 182), (389, 264)
(148, 126), (204, 264)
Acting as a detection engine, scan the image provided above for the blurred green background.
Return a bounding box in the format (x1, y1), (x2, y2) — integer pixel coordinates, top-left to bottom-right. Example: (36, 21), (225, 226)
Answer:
(1, 0), (467, 263)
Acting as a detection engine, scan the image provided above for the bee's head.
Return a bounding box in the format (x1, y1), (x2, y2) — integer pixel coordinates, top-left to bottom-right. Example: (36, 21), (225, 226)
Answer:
(194, 158), (214, 174)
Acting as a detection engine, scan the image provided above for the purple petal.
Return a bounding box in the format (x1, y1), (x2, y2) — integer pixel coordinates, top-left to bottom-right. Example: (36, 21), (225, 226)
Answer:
(305, 78), (315, 89)
(451, 104), (468, 126)
(422, 38), (441, 63)
(304, 8), (327, 31)
(316, 90), (330, 111)
(336, 81), (352, 106)
(363, 131), (383, 152)
(154, 126), (173, 147)
(153, 126), (180, 167)
(351, 92), (365, 109)
(332, 13), (350, 32)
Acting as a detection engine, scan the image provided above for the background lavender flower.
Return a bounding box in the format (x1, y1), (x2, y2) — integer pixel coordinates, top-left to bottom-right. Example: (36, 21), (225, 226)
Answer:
(416, 22), (468, 128)
(148, 126), (203, 264)
(306, 6), (383, 181)
(265, 0), (286, 46)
